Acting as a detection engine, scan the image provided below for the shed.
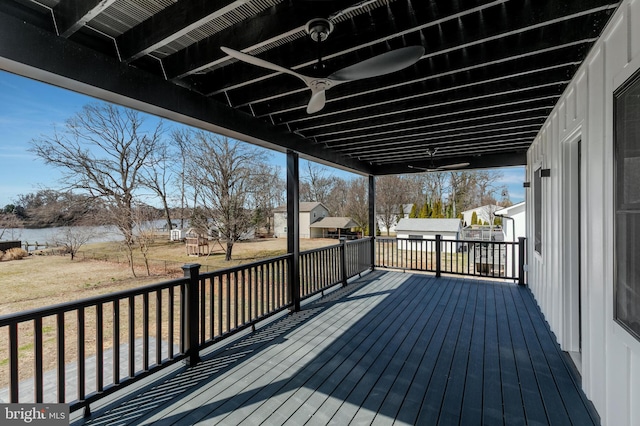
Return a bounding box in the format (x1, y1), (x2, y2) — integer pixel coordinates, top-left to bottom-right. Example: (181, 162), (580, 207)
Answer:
(395, 218), (463, 253)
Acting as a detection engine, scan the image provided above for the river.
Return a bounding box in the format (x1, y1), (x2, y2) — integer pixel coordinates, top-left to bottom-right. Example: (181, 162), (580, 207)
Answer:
(1, 220), (174, 249)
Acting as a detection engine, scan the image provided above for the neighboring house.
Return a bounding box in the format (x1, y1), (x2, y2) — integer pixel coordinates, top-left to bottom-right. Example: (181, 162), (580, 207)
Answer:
(273, 202), (329, 239)
(487, 202), (527, 279)
(377, 203), (413, 235)
(495, 202), (526, 242)
(461, 204), (503, 226)
(309, 217), (359, 239)
(395, 218), (463, 253)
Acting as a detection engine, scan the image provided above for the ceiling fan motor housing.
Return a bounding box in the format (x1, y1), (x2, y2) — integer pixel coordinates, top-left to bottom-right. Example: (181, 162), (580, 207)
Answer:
(305, 18), (334, 42)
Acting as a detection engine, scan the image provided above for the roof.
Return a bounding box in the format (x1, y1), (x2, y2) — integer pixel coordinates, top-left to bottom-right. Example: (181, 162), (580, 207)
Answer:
(461, 205), (504, 215)
(495, 201), (526, 217)
(0, 1), (619, 176)
(309, 217), (358, 229)
(395, 218), (462, 234)
(274, 202), (328, 213)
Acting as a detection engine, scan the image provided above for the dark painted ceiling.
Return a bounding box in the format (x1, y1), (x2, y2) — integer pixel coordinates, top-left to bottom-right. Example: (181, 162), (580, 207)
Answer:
(0, 0), (619, 175)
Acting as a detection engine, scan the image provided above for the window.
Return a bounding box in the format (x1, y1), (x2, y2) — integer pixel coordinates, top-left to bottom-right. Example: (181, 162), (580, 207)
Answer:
(614, 69), (640, 341)
(534, 167), (542, 254)
(408, 234), (423, 240)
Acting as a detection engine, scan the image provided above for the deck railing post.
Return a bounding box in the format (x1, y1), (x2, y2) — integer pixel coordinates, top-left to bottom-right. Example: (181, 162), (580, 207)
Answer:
(435, 234), (442, 278)
(182, 263), (201, 366)
(518, 237), (526, 286)
(340, 237), (348, 286)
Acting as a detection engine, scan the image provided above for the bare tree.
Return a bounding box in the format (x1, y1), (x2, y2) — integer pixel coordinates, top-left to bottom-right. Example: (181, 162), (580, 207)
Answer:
(171, 128), (191, 229)
(325, 177), (349, 216)
(30, 103), (163, 274)
(376, 175), (406, 236)
(185, 131), (268, 261)
(53, 226), (94, 260)
(344, 177), (369, 233)
(140, 140), (175, 234)
(0, 213), (23, 240)
(251, 166), (285, 235)
(300, 161), (337, 206)
(132, 203), (162, 276)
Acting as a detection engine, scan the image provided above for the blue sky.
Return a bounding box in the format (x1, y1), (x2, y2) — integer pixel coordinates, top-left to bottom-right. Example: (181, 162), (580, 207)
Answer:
(0, 70), (525, 207)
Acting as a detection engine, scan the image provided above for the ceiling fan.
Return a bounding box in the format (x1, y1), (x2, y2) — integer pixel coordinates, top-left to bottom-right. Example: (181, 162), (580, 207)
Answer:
(408, 148), (471, 172)
(220, 17), (424, 114)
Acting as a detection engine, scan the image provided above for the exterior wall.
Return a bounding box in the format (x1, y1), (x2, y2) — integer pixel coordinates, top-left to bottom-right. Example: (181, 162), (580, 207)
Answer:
(274, 204), (329, 239)
(273, 212), (287, 238)
(526, 2), (640, 424)
(462, 205), (501, 226)
(396, 231), (459, 253)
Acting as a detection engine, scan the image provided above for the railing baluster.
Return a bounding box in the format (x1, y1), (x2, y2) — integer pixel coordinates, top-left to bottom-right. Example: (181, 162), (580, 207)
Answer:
(156, 290), (162, 366)
(96, 304), (104, 393)
(143, 293), (149, 372)
(225, 273), (231, 333)
(248, 268), (253, 322)
(200, 279), (206, 343)
(34, 317), (43, 402)
(128, 296), (135, 378)
(9, 323), (18, 402)
(241, 269), (246, 324)
(57, 313), (65, 403)
(168, 287), (174, 360)
(113, 300), (120, 385)
(209, 277), (214, 341)
(77, 307), (85, 402)
(217, 275), (223, 336)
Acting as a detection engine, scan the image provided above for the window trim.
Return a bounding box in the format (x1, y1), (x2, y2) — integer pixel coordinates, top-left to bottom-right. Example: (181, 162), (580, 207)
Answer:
(613, 67), (640, 342)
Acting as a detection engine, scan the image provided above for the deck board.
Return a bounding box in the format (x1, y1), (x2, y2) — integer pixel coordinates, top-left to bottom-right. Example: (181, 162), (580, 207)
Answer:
(75, 271), (599, 426)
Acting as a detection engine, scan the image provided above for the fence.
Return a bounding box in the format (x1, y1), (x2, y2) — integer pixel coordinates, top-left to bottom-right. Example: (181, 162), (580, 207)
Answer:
(0, 238), (373, 416)
(375, 236), (526, 283)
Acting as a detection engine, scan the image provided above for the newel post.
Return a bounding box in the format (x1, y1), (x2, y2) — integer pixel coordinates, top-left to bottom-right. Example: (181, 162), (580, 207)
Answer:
(182, 263), (201, 366)
(518, 237), (527, 286)
(435, 234), (442, 278)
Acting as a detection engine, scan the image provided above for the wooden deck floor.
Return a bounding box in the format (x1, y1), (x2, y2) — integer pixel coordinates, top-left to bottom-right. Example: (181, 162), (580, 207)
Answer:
(74, 271), (599, 425)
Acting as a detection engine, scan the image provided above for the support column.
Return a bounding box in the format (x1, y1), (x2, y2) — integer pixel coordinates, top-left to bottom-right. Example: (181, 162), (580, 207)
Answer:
(287, 150), (301, 311)
(368, 175), (376, 270)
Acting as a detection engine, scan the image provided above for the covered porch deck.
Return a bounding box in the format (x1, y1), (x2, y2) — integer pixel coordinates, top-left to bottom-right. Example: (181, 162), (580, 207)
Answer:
(73, 271), (597, 425)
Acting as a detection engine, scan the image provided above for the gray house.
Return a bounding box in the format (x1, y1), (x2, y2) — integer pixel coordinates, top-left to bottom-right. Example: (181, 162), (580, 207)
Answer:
(273, 202), (329, 239)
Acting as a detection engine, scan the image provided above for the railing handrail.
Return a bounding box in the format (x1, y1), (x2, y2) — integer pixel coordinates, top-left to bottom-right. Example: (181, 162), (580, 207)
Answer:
(0, 277), (189, 326)
(199, 253), (292, 278)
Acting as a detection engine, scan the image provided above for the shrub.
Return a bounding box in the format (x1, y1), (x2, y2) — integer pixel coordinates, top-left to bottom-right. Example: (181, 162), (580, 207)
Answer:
(2, 247), (28, 261)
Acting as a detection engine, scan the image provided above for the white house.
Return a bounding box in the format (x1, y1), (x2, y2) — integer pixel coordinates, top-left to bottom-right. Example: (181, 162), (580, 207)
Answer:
(273, 202), (328, 238)
(495, 201), (526, 242)
(395, 218), (462, 253)
(493, 202), (526, 279)
(461, 204), (503, 226)
(525, 3), (640, 424)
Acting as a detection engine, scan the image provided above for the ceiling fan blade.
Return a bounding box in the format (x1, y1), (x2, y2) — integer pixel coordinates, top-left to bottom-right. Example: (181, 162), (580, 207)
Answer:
(328, 46), (425, 81)
(307, 90), (327, 114)
(221, 46), (312, 87)
(439, 162), (471, 170)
